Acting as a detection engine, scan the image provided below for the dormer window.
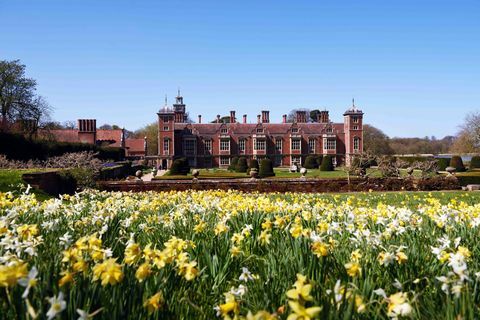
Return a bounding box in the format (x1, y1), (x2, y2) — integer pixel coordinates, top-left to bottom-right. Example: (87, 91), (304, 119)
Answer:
(221, 128), (228, 134)
(326, 128), (333, 133)
(256, 128), (264, 133)
(291, 128), (298, 133)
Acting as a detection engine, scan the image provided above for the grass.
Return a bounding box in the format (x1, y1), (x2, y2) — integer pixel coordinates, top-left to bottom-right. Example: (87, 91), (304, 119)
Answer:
(0, 169), (53, 200)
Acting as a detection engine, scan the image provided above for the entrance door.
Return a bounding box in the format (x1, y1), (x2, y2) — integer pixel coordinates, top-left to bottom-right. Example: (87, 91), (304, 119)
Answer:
(161, 159), (167, 170)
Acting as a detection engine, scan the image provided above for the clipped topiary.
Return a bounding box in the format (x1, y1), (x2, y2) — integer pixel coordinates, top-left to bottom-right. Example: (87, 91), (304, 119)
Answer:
(436, 158), (451, 171)
(470, 155), (480, 170)
(236, 157), (248, 173)
(320, 155), (334, 171)
(170, 158), (190, 175)
(228, 157), (239, 171)
(316, 155), (323, 168)
(304, 155), (318, 169)
(450, 155), (466, 172)
(259, 158), (275, 177)
(248, 159), (259, 174)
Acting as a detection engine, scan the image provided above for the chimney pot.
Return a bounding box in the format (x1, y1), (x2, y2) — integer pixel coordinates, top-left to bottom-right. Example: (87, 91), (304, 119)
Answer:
(198, 115), (202, 124)
(282, 114), (287, 123)
(243, 114), (247, 124)
(216, 114), (221, 123)
(230, 110), (236, 123)
(257, 114), (261, 124)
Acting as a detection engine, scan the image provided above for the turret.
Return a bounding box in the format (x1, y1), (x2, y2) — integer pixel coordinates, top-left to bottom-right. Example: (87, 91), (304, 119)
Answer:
(343, 99), (364, 166)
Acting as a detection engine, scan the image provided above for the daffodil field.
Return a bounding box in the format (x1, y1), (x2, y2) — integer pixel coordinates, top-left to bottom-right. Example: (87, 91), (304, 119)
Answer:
(1, 190), (480, 319)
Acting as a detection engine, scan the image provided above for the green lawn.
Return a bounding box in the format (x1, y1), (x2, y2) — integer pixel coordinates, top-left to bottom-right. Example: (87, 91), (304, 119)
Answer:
(0, 169), (52, 200)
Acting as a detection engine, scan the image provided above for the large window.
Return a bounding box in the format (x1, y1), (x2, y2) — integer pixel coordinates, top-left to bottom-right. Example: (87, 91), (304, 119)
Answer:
(220, 139), (230, 151)
(323, 138), (336, 150)
(352, 125), (358, 130)
(353, 137), (360, 151)
(163, 139), (169, 155)
(163, 126), (169, 131)
(239, 139), (246, 153)
(220, 156), (230, 166)
(275, 139), (282, 152)
(291, 139), (301, 151)
(353, 116), (359, 123)
(308, 138), (316, 154)
(184, 139), (196, 156)
(254, 139), (266, 151)
(204, 139), (212, 154)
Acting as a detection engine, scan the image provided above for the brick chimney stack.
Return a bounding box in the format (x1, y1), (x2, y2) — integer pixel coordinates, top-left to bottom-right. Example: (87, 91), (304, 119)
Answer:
(261, 110), (270, 123)
(216, 114), (221, 123)
(295, 111), (307, 123)
(243, 114), (247, 124)
(282, 114), (287, 123)
(257, 114), (261, 124)
(198, 115), (202, 124)
(230, 111), (236, 123)
(319, 110), (329, 123)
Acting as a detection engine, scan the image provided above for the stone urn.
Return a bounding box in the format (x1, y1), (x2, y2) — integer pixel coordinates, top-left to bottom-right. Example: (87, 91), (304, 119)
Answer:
(249, 168), (259, 179)
(152, 167), (158, 177)
(192, 169), (200, 180)
(445, 166), (456, 175)
(300, 167), (307, 179)
(406, 167), (414, 176)
(135, 170), (143, 178)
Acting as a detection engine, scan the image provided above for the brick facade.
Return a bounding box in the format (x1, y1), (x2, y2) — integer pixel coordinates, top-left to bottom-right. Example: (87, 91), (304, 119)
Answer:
(157, 93), (363, 169)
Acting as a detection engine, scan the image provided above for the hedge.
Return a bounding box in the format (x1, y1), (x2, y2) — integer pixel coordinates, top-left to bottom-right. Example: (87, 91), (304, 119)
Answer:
(248, 159), (259, 174)
(259, 158), (275, 178)
(228, 157), (239, 171)
(450, 155), (466, 172)
(0, 132), (124, 161)
(320, 155), (334, 171)
(235, 157), (248, 173)
(304, 155), (318, 169)
(170, 158), (190, 175)
(470, 156), (480, 170)
(436, 158), (451, 171)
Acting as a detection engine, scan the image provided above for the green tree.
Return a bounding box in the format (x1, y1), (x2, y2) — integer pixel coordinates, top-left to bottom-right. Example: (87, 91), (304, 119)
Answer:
(320, 155), (334, 171)
(451, 111), (480, 153)
(133, 122), (158, 156)
(0, 60), (51, 131)
(363, 124), (394, 155)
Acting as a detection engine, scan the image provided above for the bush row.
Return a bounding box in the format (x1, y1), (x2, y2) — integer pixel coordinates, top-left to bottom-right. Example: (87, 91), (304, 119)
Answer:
(0, 132), (125, 161)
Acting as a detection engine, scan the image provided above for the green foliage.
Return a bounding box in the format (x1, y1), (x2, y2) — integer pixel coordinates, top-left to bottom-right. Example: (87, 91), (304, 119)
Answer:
(259, 158), (275, 177)
(304, 155), (318, 169)
(228, 157), (239, 171)
(450, 155), (466, 172)
(436, 158), (451, 171)
(320, 155), (334, 171)
(315, 155), (323, 167)
(0, 132), (124, 161)
(469, 155), (480, 170)
(169, 158), (190, 175)
(235, 157), (248, 173)
(248, 158), (259, 174)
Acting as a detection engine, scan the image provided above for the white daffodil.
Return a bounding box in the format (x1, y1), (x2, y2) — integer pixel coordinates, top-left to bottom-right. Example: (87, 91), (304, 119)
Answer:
(18, 266), (38, 299)
(239, 267), (254, 282)
(46, 292), (66, 320)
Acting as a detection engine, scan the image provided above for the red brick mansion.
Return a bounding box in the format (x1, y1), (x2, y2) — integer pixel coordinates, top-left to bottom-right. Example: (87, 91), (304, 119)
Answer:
(157, 92), (363, 169)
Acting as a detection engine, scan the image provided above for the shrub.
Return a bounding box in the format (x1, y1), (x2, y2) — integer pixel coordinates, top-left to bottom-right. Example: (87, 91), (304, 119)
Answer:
(235, 157), (248, 173)
(436, 158), (451, 171)
(170, 158), (190, 175)
(320, 155), (334, 171)
(259, 158), (275, 178)
(228, 157), (239, 171)
(304, 155), (318, 169)
(450, 155), (466, 172)
(248, 159), (259, 174)
(469, 155), (480, 170)
(315, 155), (323, 168)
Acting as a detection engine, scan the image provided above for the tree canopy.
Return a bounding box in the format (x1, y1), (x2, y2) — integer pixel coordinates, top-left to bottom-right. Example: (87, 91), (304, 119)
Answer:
(0, 60), (51, 131)
(451, 111), (480, 153)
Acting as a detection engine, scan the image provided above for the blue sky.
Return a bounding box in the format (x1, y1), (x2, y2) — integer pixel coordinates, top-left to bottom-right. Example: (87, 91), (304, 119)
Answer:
(1, 0), (479, 137)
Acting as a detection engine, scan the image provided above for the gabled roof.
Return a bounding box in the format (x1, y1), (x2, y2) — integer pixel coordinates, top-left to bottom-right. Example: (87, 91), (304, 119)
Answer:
(97, 130), (123, 147)
(125, 138), (145, 153)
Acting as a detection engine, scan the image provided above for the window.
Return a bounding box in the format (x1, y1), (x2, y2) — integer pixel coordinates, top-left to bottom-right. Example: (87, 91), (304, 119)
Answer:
(184, 139), (196, 156)
(220, 156), (230, 166)
(291, 156), (301, 166)
(353, 137), (360, 151)
(220, 139), (230, 151)
(326, 127), (333, 133)
(163, 139), (169, 155)
(291, 128), (298, 133)
(163, 126), (169, 131)
(308, 138), (316, 154)
(275, 139), (282, 152)
(239, 139), (246, 153)
(254, 139), (266, 151)
(256, 128), (264, 133)
(352, 125), (358, 130)
(221, 128), (228, 134)
(204, 140), (212, 154)
(291, 139), (301, 151)
(353, 116), (359, 123)
(323, 138), (336, 150)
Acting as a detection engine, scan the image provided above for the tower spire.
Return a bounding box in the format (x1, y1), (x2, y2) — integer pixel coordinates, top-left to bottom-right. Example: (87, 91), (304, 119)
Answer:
(177, 87), (181, 97)
(165, 94), (168, 106)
